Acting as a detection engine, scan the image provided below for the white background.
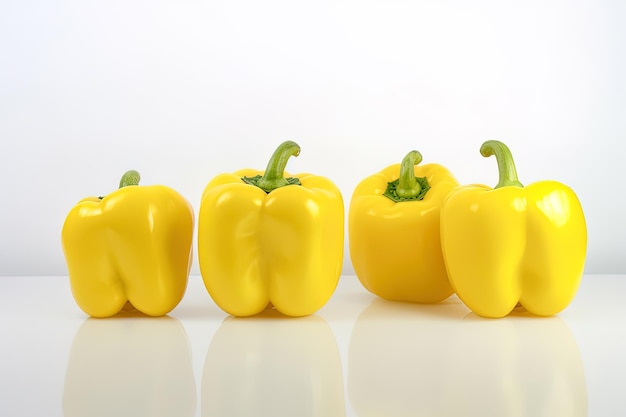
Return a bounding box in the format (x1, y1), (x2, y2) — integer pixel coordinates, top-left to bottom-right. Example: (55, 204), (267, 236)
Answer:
(1, 0), (624, 276)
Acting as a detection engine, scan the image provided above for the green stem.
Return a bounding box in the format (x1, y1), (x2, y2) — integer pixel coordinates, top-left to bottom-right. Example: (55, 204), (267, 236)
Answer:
(119, 170), (141, 188)
(99, 170), (141, 199)
(396, 150), (423, 198)
(255, 141), (301, 193)
(383, 150), (431, 202)
(480, 140), (523, 188)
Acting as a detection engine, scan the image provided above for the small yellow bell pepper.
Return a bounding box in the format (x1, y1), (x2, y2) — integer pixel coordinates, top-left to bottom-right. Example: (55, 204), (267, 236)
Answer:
(440, 140), (587, 318)
(349, 150), (459, 303)
(198, 141), (344, 317)
(62, 170), (195, 318)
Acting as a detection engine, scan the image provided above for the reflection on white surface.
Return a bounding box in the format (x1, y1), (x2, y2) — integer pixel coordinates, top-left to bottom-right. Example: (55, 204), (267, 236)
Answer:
(349, 298), (587, 417)
(63, 314), (196, 417)
(202, 309), (345, 417)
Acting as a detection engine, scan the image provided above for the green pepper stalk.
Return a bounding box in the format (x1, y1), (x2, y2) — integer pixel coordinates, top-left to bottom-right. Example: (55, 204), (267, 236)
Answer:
(480, 140), (524, 189)
(119, 170), (141, 188)
(242, 141), (302, 193)
(99, 170), (141, 199)
(383, 150), (431, 202)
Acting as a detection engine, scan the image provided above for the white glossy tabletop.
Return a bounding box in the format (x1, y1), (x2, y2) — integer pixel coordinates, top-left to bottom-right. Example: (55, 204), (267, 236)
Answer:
(1, 274), (624, 417)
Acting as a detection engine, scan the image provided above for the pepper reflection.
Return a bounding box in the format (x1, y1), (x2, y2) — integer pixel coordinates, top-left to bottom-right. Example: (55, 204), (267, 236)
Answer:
(63, 313), (196, 417)
(348, 298), (587, 417)
(202, 310), (345, 416)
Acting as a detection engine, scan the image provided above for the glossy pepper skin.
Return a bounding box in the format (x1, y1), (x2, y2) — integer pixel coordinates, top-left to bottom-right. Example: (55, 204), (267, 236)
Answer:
(62, 171), (195, 318)
(349, 150), (459, 303)
(198, 141), (344, 317)
(440, 140), (587, 318)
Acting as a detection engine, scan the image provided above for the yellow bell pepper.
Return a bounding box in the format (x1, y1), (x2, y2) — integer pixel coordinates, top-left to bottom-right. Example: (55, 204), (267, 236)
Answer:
(198, 141), (344, 317)
(349, 150), (459, 303)
(61, 170), (195, 318)
(440, 140), (587, 318)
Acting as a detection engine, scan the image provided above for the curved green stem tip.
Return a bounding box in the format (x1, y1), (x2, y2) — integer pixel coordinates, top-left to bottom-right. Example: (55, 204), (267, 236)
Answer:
(98, 170), (140, 199)
(480, 140), (523, 189)
(119, 170), (141, 188)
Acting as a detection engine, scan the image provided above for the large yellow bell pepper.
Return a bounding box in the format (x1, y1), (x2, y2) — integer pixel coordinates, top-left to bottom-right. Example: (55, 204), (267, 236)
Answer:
(440, 140), (587, 318)
(349, 150), (459, 303)
(61, 170), (195, 318)
(198, 141), (344, 317)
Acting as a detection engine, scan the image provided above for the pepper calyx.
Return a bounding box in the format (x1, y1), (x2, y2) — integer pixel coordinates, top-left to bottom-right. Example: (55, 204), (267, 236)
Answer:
(242, 175), (301, 193)
(384, 176), (430, 202)
(383, 150), (431, 202)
